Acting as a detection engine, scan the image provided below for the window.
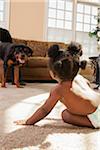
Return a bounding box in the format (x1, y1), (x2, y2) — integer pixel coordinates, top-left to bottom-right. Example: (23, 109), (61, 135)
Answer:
(47, 0), (99, 57)
(0, 0), (10, 29)
(76, 4), (97, 32)
(48, 0), (73, 43)
(76, 3), (99, 57)
(0, 0), (4, 22)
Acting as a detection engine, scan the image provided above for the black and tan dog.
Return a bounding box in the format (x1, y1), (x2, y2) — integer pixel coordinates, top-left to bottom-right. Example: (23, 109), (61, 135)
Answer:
(0, 42), (33, 88)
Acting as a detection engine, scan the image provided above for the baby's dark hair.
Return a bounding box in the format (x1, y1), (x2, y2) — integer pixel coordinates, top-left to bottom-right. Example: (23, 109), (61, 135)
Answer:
(67, 41), (83, 56)
(48, 43), (87, 81)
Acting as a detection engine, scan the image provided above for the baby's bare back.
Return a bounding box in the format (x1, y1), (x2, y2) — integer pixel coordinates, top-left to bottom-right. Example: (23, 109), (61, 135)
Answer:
(59, 75), (99, 115)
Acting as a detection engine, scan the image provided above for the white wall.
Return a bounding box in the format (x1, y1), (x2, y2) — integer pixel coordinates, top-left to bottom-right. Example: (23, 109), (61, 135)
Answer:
(9, 0), (47, 41)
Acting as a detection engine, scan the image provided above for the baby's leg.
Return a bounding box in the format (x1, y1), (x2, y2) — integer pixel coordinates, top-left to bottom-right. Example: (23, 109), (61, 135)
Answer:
(61, 109), (94, 128)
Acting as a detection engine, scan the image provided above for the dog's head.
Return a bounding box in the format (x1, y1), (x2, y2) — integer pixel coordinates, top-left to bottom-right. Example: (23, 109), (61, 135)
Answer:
(11, 44), (33, 65)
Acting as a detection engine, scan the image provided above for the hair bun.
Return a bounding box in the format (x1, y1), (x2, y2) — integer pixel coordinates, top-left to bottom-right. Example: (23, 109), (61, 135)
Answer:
(67, 41), (83, 56)
(79, 60), (87, 69)
(48, 44), (60, 58)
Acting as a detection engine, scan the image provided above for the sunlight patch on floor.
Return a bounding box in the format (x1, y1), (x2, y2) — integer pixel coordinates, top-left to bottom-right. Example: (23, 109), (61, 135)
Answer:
(41, 132), (100, 150)
(4, 93), (49, 134)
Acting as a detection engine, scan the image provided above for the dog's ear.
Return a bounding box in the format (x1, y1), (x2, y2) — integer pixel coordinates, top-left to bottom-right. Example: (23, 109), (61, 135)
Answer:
(24, 47), (33, 57)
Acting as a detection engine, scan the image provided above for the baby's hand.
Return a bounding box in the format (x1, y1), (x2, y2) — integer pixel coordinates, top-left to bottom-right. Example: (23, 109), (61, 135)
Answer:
(14, 120), (27, 125)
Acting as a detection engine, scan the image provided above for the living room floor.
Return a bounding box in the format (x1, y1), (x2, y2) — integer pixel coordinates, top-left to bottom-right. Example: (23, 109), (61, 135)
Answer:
(0, 83), (100, 150)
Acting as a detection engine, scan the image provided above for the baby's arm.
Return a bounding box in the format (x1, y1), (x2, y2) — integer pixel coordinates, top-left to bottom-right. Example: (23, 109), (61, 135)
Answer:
(15, 87), (61, 125)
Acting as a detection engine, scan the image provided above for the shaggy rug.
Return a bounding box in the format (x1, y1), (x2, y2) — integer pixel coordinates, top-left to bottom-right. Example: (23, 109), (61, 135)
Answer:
(0, 83), (100, 150)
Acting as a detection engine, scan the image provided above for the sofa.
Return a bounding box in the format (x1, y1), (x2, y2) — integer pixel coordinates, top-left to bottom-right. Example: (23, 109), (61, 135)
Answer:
(7, 38), (94, 82)
(6, 38), (67, 81)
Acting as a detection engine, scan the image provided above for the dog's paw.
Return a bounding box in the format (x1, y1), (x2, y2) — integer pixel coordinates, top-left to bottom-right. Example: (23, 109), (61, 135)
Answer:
(16, 84), (24, 88)
(1, 84), (7, 88)
(1, 82), (6, 88)
(17, 86), (24, 88)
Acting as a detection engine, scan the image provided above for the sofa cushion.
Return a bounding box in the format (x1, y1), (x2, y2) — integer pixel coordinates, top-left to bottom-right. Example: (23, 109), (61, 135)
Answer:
(27, 40), (48, 57)
(27, 57), (49, 67)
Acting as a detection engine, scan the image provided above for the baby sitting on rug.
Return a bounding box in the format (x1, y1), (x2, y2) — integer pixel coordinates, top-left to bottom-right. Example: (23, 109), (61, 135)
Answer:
(15, 42), (100, 128)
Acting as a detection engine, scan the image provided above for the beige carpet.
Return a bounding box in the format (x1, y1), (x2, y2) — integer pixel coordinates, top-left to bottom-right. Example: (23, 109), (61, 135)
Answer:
(0, 83), (100, 150)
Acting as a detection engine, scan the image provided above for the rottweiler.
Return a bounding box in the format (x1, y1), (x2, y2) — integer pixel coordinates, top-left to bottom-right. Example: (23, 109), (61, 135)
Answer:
(0, 42), (33, 88)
